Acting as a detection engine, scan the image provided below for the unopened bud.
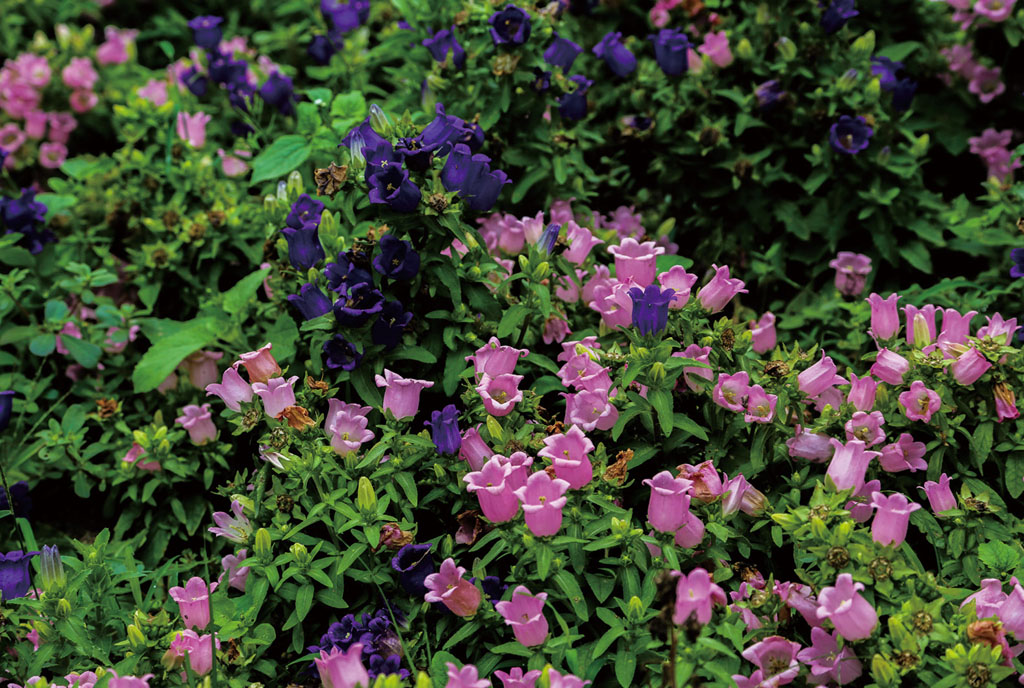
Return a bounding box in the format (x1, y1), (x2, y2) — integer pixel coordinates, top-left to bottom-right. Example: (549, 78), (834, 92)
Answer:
(913, 313), (932, 348)
(866, 78), (881, 100)
(837, 68), (859, 92)
(348, 131), (367, 169)
(485, 415), (504, 442)
(433, 463), (445, 479)
(532, 261), (550, 280)
(649, 362), (667, 383)
(369, 104), (392, 136)
(871, 653), (898, 686)
(755, 4), (772, 24)
(263, 194), (277, 212)
(286, 170), (303, 198)
(40, 545), (66, 592)
(127, 623), (147, 649)
(851, 30), (876, 57)
(415, 672), (433, 688)
(910, 133), (929, 157)
(276, 181), (288, 202)
(56, 597), (72, 619)
(626, 595), (645, 622)
(254, 528), (273, 559)
(290, 542), (310, 565)
(776, 37), (796, 61)
(517, 254), (530, 274)
(357, 476), (377, 514)
(735, 38), (754, 60)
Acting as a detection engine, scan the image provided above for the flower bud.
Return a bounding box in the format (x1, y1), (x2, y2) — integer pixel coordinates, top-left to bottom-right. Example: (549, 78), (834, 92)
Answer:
(290, 542), (310, 565)
(348, 131), (366, 170)
(320, 210), (337, 241)
(866, 78), (881, 100)
(810, 516), (829, 540)
(369, 104), (392, 136)
(254, 527), (273, 560)
(263, 194), (278, 212)
(627, 595), (645, 622)
(276, 181), (288, 202)
(913, 313), (932, 348)
(433, 463), (445, 479)
(40, 545), (66, 592)
(286, 170), (304, 198)
(776, 37), (796, 61)
(735, 38), (754, 60)
(56, 597), (72, 619)
(127, 623), (147, 649)
(876, 146), (891, 165)
(851, 30), (876, 57)
(517, 254), (530, 274)
(910, 134), (929, 157)
(357, 476), (377, 514)
(871, 653), (898, 686)
(649, 362), (667, 383)
(415, 672), (432, 688)
(132, 429), (149, 447)
(485, 415), (504, 442)
(532, 261), (550, 280)
(837, 69), (859, 92)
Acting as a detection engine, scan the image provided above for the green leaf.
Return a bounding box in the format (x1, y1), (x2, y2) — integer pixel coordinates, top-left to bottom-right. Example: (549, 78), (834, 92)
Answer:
(1006, 454), (1024, 499)
(223, 267), (271, 315)
(614, 643), (637, 687)
(29, 334), (56, 356)
(536, 545), (552, 581)
(899, 242), (932, 273)
(431, 651), (459, 685)
(36, 193), (77, 219)
(970, 421), (994, 471)
(554, 569), (589, 621)
(488, 642), (534, 658)
(877, 41), (922, 61)
(402, 346), (437, 364)
(673, 413), (708, 440)
(132, 318), (218, 393)
(655, 255), (694, 272)
(497, 304), (530, 339)
(350, 366), (382, 408)
(250, 135), (312, 185)
(296, 583), (314, 621)
(265, 314), (299, 363)
(63, 337), (102, 368)
(593, 626), (624, 659)
(511, 166), (548, 204)
(977, 541), (1020, 573)
(648, 388), (674, 437)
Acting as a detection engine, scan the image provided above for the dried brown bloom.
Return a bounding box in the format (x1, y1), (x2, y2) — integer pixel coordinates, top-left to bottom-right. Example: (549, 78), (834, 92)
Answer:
(276, 494), (294, 513)
(546, 421), (566, 435)
(492, 53), (521, 76)
(427, 193), (449, 213)
(96, 398), (119, 419)
(719, 328), (735, 351)
(379, 523), (414, 551)
(306, 375), (329, 392)
(314, 163), (348, 197)
(764, 360), (789, 378)
(277, 405), (315, 431)
(603, 449), (632, 485)
(207, 210), (226, 228)
(455, 510), (489, 546)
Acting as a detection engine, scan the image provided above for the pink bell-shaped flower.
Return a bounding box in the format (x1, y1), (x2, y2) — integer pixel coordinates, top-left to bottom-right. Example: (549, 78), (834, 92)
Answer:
(816, 573), (878, 640)
(464, 457), (519, 522)
(465, 337), (529, 378)
(642, 471), (693, 533)
(175, 403), (217, 445)
(825, 439), (880, 492)
(374, 369), (434, 420)
(866, 293), (900, 340)
(870, 348), (909, 385)
(495, 585), (549, 647)
(235, 343), (280, 384)
(538, 425), (595, 489)
(515, 470), (570, 536)
(314, 643), (370, 688)
(205, 365), (253, 411)
(673, 568), (726, 625)
(252, 376), (299, 418)
(869, 492), (920, 546)
(899, 380), (941, 422)
(424, 559), (481, 617)
(475, 373), (524, 417)
(168, 577), (214, 630)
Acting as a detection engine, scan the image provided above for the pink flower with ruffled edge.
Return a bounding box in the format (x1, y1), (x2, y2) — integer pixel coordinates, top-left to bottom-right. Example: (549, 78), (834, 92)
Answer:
(538, 424), (594, 489)
(464, 456), (518, 522)
(205, 365), (253, 411)
(168, 577), (215, 630)
(138, 78), (168, 105)
(424, 559), (481, 617)
(898, 380), (941, 422)
(324, 399), (374, 456)
(514, 470), (570, 537)
(844, 410), (886, 447)
(743, 385), (776, 423)
(96, 26), (138, 65)
(209, 500), (251, 544)
(466, 337), (529, 377)
(816, 573), (878, 640)
(175, 403), (217, 445)
(698, 31), (733, 67)
(122, 442), (161, 471)
(785, 426), (834, 462)
(658, 265), (698, 309)
(974, 0), (1016, 22)
(797, 627), (863, 685)
(870, 492), (920, 546)
(495, 586), (549, 647)
(374, 369), (434, 420)
(217, 148), (251, 177)
(61, 57), (98, 89)
(38, 142), (67, 169)
(878, 433), (927, 472)
(968, 65), (1005, 103)
(563, 387), (617, 431)
(713, 371), (749, 412)
(607, 238), (664, 287)
(476, 373), (524, 417)
(828, 252), (872, 296)
(673, 568), (726, 625)
(251, 376), (299, 418)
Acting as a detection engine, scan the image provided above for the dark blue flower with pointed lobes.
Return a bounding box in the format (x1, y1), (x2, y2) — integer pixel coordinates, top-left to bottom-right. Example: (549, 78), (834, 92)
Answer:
(650, 28), (690, 76)
(820, 0), (858, 34)
(425, 404), (461, 455)
(322, 334), (363, 371)
(286, 194), (325, 230)
(396, 106), (469, 172)
(629, 285), (675, 335)
(539, 222), (561, 254)
(372, 301), (413, 350)
(322, 0), (370, 32)
(829, 115), (873, 154)
(362, 140), (404, 183)
(259, 71), (296, 117)
(333, 281), (385, 327)
(544, 32), (582, 71)
(0, 480), (31, 519)
(440, 144), (510, 212)
(188, 16), (223, 51)
(281, 223), (325, 271)
(368, 654), (408, 681)
(373, 235), (421, 280)
(342, 118), (389, 156)
(367, 164), (421, 213)
(325, 252), (373, 292)
(423, 27), (466, 69)
(1010, 249), (1024, 279)
(391, 543), (434, 597)
(180, 66), (209, 97)
(891, 78), (917, 112)
(308, 35), (337, 65)
(0, 390), (14, 433)
(2, 188), (52, 254)
(870, 56), (904, 90)
(755, 80), (785, 111)
(228, 83), (255, 112)
(207, 51), (248, 87)
(287, 283), (333, 320)
(593, 32), (636, 78)
(488, 5), (531, 46)
(0, 550), (39, 600)
(558, 75), (592, 121)
(456, 121), (485, 153)
(532, 68), (552, 92)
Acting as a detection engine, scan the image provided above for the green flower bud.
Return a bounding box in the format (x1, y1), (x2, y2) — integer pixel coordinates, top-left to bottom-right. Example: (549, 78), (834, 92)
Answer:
(369, 104), (392, 137)
(357, 476), (378, 514)
(263, 194), (278, 212)
(649, 362), (667, 383)
(286, 170), (304, 198)
(56, 598), (72, 619)
(290, 542), (310, 565)
(735, 38), (754, 60)
(776, 37), (796, 61)
(913, 313), (932, 348)
(276, 181), (288, 203)
(415, 671), (433, 688)
(517, 254), (530, 274)
(626, 595), (645, 622)
(532, 261), (550, 280)
(851, 30), (876, 57)
(433, 463), (445, 479)
(40, 545), (66, 592)
(871, 653), (898, 686)
(866, 77), (881, 100)
(485, 415), (504, 442)
(837, 68), (859, 92)
(910, 133), (929, 157)
(254, 528), (273, 560)
(127, 623), (147, 649)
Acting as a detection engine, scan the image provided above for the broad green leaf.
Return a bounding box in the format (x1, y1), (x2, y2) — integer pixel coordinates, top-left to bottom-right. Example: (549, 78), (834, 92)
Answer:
(223, 267), (271, 315)
(63, 336), (102, 368)
(29, 334), (56, 356)
(250, 135), (312, 185)
(132, 318), (218, 393)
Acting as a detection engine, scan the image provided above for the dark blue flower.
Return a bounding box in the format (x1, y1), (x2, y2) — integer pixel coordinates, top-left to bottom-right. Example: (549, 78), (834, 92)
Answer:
(650, 28), (690, 77)
(333, 282), (385, 327)
(593, 32), (636, 78)
(870, 56), (904, 90)
(755, 80), (785, 111)
(286, 194), (325, 230)
(423, 27), (466, 69)
(322, 334), (363, 371)
(628, 285), (675, 335)
(207, 51), (248, 87)
(539, 222), (560, 254)
(308, 35), (337, 64)
(425, 404), (460, 455)
(259, 71), (296, 117)
(367, 164), (421, 213)
(455, 121), (485, 153)
(474, 575), (508, 606)
(0, 390), (13, 433)
(544, 32), (582, 71)
(488, 5), (531, 46)
(371, 301), (413, 350)
(281, 223), (325, 271)
(0, 550), (38, 600)
(2, 188), (52, 254)
(188, 16), (223, 51)
(532, 68), (552, 91)
(287, 283), (333, 320)
(396, 104), (474, 171)
(342, 118), (389, 157)
(180, 66), (209, 97)
(891, 78), (917, 112)
(829, 115), (873, 154)
(440, 144), (510, 212)
(1010, 249), (1024, 279)
(625, 115), (653, 131)
(325, 252), (373, 292)
(322, 0), (370, 32)
(363, 141), (405, 183)
(558, 75), (592, 121)
(368, 654), (408, 680)
(0, 480), (31, 519)
(228, 83), (255, 112)
(391, 543), (434, 597)
(373, 235), (420, 281)
(820, 0), (858, 34)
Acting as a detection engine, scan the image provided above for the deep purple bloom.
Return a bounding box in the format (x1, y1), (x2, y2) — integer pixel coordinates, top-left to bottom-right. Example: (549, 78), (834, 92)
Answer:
(325, 252), (373, 292)
(342, 118), (389, 156)
(488, 5), (531, 46)
(755, 80), (785, 110)
(323, 334), (363, 371)
(558, 75), (592, 120)
(286, 194), (325, 230)
(426, 404), (461, 455)
(322, 0), (370, 32)
(228, 82), (255, 112)
(0, 550), (39, 599)
(456, 121), (486, 153)
(0, 480), (30, 518)
(371, 301), (413, 350)
(396, 104), (469, 171)
(1011, 249), (1024, 279)
(180, 66), (209, 97)
(593, 32), (636, 78)
(287, 283), (333, 320)
(473, 575), (508, 607)
(532, 68), (552, 91)
(870, 56), (903, 90)
(544, 33), (582, 71)
(829, 115), (872, 154)
(308, 34), (338, 64)
(333, 281), (385, 327)
(367, 164), (421, 213)
(373, 235), (420, 280)
(441, 144), (510, 212)
(363, 141), (404, 183)
(629, 285), (675, 335)
(820, 0), (858, 34)
(391, 543), (434, 596)
(891, 78), (917, 112)
(2, 188), (52, 254)
(281, 223), (325, 271)
(188, 16), (223, 50)
(650, 29), (690, 76)
(423, 27), (466, 69)
(540, 223), (561, 254)
(207, 51), (248, 87)
(259, 71), (296, 116)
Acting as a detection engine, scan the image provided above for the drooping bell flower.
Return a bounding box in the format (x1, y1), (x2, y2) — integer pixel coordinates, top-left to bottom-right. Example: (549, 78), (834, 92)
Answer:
(820, 0), (858, 34)
(391, 543), (434, 597)
(496, 586), (549, 647)
(994, 383), (1019, 422)
(675, 345), (712, 391)
(445, 663), (491, 688)
(176, 404), (217, 445)
(961, 579), (1007, 620)
(544, 32), (582, 71)
(697, 264), (747, 312)
(919, 474), (956, 515)
(424, 558), (481, 616)
(220, 550), (249, 592)
(677, 461), (725, 503)
(488, 5), (532, 46)
(181, 350), (224, 390)
(847, 373), (878, 412)
(476, 373), (524, 417)
(168, 577), (214, 630)
(593, 32), (636, 77)
(514, 471), (570, 536)
(870, 348), (909, 385)
(798, 352), (846, 397)
(333, 281), (385, 327)
(259, 71), (296, 116)
(698, 31), (733, 68)
(315, 643), (370, 688)
(168, 630), (216, 677)
(844, 410), (885, 447)
(209, 500), (252, 544)
(426, 404), (461, 455)
(465, 457), (518, 522)
(538, 424), (594, 489)
(628, 285), (675, 335)
(673, 568), (726, 625)
(826, 439), (879, 492)
(0, 550), (38, 599)
(236, 343), (280, 384)
(176, 111), (212, 148)
(373, 234), (420, 281)
(870, 492), (920, 546)
(322, 334), (363, 371)
(816, 573), (878, 640)
(951, 347), (991, 386)
(797, 628), (863, 686)
(713, 371), (749, 412)
(650, 28), (690, 76)
(423, 27), (466, 69)
(287, 283), (333, 321)
(459, 425), (492, 472)
(829, 115), (872, 155)
(281, 223), (325, 271)
(188, 16), (223, 50)
(375, 369), (434, 420)
(786, 426), (834, 462)
(898, 380), (941, 422)
(642, 471), (693, 532)
(744, 385), (777, 424)
(749, 313), (776, 354)
(325, 400), (374, 455)
(866, 293), (900, 340)
(252, 376), (299, 418)
(558, 75), (592, 121)
(441, 144), (510, 212)
(285, 194), (325, 230)
(828, 252), (872, 296)
(878, 433), (927, 472)
(371, 300), (413, 351)
(563, 221), (603, 265)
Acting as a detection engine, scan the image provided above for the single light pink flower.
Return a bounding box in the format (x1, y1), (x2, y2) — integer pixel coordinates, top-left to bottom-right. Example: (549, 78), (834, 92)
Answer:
(47, 112), (77, 143)
(444, 662), (491, 688)
(495, 585), (549, 647)
(220, 549), (249, 592)
(951, 347), (991, 385)
(122, 442), (161, 471)
(14, 53), (51, 88)
(657, 265), (698, 309)
(374, 369), (434, 420)
(739, 636), (801, 687)
(181, 350), (224, 389)
(898, 380), (941, 422)
(870, 492), (920, 546)
(743, 385), (777, 423)
(995, 383), (1019, 422)
(697, 264), (747, 312)
(0, 123), (27, 153)
(698, 31), (733, 67)
(38, 141), (68, 169)
(962, 579), (1007, 619)
(459, 425), (492, 472)
(325, 400), (375, 456)
(564, 221), (603, 265)
(176, 111), (212, 148)
(209, 500), (251, 544)
(514, 470), (570, 537)
(538, 424), (595, 489)
(968, 64), (1005, 103)
(785, 426), (834, 463)
(712, 371), (749, 412)
(314, 643), (370, 688)
(175, 403), (217, 445)
(476, 373), (524, 417)
(676, 460), (724, 503)
(205, 365), (253, 411)
(562, 388), (618, 431)
(168, 577), (214, 630)
(845, 410), (886, 446)
(252, 376), (299, 418)
(642, 471), (693, 533)
(494, 668), (542, 688)
(826, 439), (880, 492)
(847, 373), (878, 412)
(235, 343), (280, 384)
(424, 558), (481, 617)
(217, 148), (250, 177)
(775, 581), (823, 627)
(607, 238), (665, 287)
(168, 630), (215, 676)
(69, 89), (98, 113)
(61, 57), (98, 89)
(589, 280), (636, 329)
(546, 668), (591, 688)
(870, 348), (909, 385)
(798, 351), (847, 397)
(866, 293), (900, 340)
(919, 473), (957, 515)
(673, 568), (726, 625)
(23, 110), (48, 139)
(542, 315), (572, 345)
(138, 78), (168, 105)
(674, 344), (712, 392)
(977, 313), (1019, 345)
(797, 627), (863, 685)
(96, 26), (137, 65)
(974, 0), (1016, 22)
(749, 313), (776, 354)
(878, 433), (927, 472)
(493, 450), (534, 492)
(846, 479), (880, 523)
(816, 573), (878, 641)
(466, 337), (529, 378)
(943, 43), (976, 76)
(938, 307), (976, 347)
(464, 457), (519, 523)
(828, 252), (872, 296)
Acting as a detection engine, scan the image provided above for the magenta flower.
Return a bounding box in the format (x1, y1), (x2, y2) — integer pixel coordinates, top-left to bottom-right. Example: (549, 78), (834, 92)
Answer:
(844, 410), (886, 447)
(898, 380), (941, 422)
(797, 627), (863, 685)
(464, 457), (519, 522)
(252, 375), (299, 418)
(1000, 585), (1024, 634)
(697, 264), (747, 312)
(974, 0), (1015, 21)
(828, 252), (871, 296)
(546, 669), (591, 688)
(176, 111), (212, 148)
(39, 141), (68, 169)
(658, 265), (698, 309)
(995, 383), (1019, 422)
(798, 351), (847, 397)
(738, 636), (801, 687)
(677, 461), (724, 503)
(919, 473), (957, 515)
(476, 373), (524, 417)
(870, 348), (909, 385)
(870, 492), (920, 546)
(866, 293), (900, 340)
(642, 471), (693, 533)
(845, 479), (880, 523)
(675, 344), (712, 391)
(314, 643), (370, 688)
(236, 343), (281, 384)
(375, 369), (435, 420)
(209, 500), (252, 544)
(846, 373), (878, 412)
(712, 371), (749, 412)
(674, 510), (706, 548)
(424, 558), (481, 617)
(564, 221), (604, 265)
(220, 549), (249, 592)
(494, 668), (542, 688)
(465, 337), (529, 377)
(122, 442), (161, 471)
(826, 439), (880, 492)
(325, 400), (375, 456)
(514, 470), (570, 536)
(977, 313), (1019, 345)
(607, 238), (665, 287)
(938, 307), (976, 346)
(97, 26), (137, 65)
(786, 426), (835, 462)
(743, 385), (777, 423)
(61, 57), (98, 89)
(539, 424), (595, 489)
(775, 581), (823, 627)
(698, 31), (733, 67)
(169, 630), (215, 676)
(138, 78), (169, 105)
(168, 577), (214, 630)
(749, 313), (776, 354)
(175, 403), (217, 445)
(962, 579), (1008, 619)
(563, 388), (618, 431)
(816, 573), (878, 640)
(968, 64), (1005, 103)
(878, 433), (927, 472)
(951, 347), (991, 385)
(181, 350), (224, 389)
(495, 452), (533, 492)
(459, 425), (492, 472)
(589, 281), (634, 328)
(495, 585), (549, 647)
(673, 568), (726, 625)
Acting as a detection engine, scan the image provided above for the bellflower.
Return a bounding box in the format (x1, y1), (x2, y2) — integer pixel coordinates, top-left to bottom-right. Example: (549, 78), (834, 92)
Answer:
(466, 337), (529, 378)
(657, 266), (698, 309)
(968, 65), (1005, 103)
(562, 388), (617, 432)
(846, 373), (878, 412)
(325, 254), (368, 290)
(496, 586), (549, 647)
(816, 573), (877, 640)
(938, 307), (976, 346)
(375, 369), (434, 420)
(737, 636), (801, 687)
(423, 27), (466, 69)
(281, 222), (325, 271)
(372, 300), (413, 350)
(391, 543), (434, 597)
(368, 162), (421, 213)
(544, 33), (582, 71)
(698, 31), (733, 67)
(476, 373), (524, 417)
(494, 668), (542, 688)
(169, 630), (215, 677)
(514, 471), (570, 537)
(951, 347), (991, 385)
(539, 424), (594, 489)
(252, 376), (299, 418)
(797, 628), (863, 685)
(426, 404), (461, 455)
(333, 281), (385, 327)
(977, 313), (1019, 345)
(424, 558), (481, 616)
(288, 283), (333, 320)
(593, 32), (636, 77)
(285, 194), (325, 230)
(820, 0), (858, 33)
(628, 285), (675, 335)
(697, 264), (747, 312)
(749, 313), (776, 354)
(826, 438), (879, 492)
(445, 663), (491, 688)
(650, 28), (690, 76)
(903, 304), (937, 346)
(798, 351), (847, 397)
(373, 234), (420, 280)
(878, 433), (927, 472)
(236, 344), (280, 384)
(673, 568), (726, 625)
(754, 79), (785, 110)
(608, 238), (664, 286)
(867, 293), (900, 340)
(168, 577), (214, 630)
(459, 426), (492, 472)
(325, 400), (374, 456)
(844, 410), (886, 447)
(315, 643), (370, 688)
(562, 221), (603, 265)
(786, 426), (835, 462)
(643, 471), (693, 532)
(870, 348), (909, 385)
(994, 383), (1019, 422)
(870, 492), (920, 546)
(871, 56), (904, 89)
(713, 371), (750, 412)
(176, 404), (217, 445)
(829, 115), (872, 154)
(557, 75), (591, 121)
(546, 669), (591, 688)
(891, 77), (917, 111)
(829, 251), (872, 296)
(259, 71), (296, 116)
(308, 34), (338, 65)
(441, 144), (510, 212)
(220, 550), (249, 592)
(0, 550), (38, 599)
(744, 385), (777, 423)
(674, 345), (712, 392)
(322, 334), (363, 371)
(188, 16), (223, 50)
(488, 5), (532, 46)
(919, 473), (957, 515)
(961, 579), (1007, 620)
(898, 380), (941, 422)
(0, 480), (31, 518)
(176, 111), (211, 148)
(209, 500), (252, 544)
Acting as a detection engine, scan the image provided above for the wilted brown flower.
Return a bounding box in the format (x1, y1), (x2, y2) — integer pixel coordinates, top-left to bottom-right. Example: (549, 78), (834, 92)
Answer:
(277, 405), (315, 431)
